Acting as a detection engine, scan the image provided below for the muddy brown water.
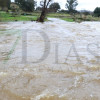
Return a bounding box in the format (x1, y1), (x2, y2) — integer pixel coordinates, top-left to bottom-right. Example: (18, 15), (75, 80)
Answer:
(0, 18), (100, 100)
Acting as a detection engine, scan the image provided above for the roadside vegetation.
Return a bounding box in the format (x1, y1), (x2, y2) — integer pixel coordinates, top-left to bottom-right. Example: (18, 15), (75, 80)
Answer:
(0, 11), (37, 21)
(0, 0), (100, 22)
(1, 11), (100, 22)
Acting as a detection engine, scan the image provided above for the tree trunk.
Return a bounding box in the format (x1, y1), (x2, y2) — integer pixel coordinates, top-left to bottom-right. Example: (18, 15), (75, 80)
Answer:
(37, 0), (51, 22)
(37, 9), (46, 22)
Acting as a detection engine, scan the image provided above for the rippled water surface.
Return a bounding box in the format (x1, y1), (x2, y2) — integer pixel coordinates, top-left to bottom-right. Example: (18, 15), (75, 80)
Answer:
(0, 18), (100, 100)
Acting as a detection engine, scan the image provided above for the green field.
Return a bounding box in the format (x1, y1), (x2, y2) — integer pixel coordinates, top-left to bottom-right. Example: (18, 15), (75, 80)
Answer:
(0, 12), (38, 22)
(0, 11), (100, 22)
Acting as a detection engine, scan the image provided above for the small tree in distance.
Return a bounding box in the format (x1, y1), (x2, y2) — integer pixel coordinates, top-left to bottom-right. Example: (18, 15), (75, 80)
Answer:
(0, 0), (11, 10)
(94, 7), (100, 17)
(49, 2), (60, 12)
(15, 0), (36, 12)
(65, 0), (78, 14)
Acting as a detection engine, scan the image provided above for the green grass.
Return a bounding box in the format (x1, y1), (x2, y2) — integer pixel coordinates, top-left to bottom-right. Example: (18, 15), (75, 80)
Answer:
(0, 11), (75, 22)
(61, 18), (74, 22)
(47, 13), (70, 17)
(47, 13), (74, 22)
(48, 12), (100, 22)
(2, 16), (37, 21)
(0, 11), (38, 22)
(0, 11), (100, 22)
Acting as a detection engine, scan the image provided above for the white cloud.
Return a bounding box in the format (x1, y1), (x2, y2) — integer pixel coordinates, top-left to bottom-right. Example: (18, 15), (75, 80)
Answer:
(11, 0), (100, 11)
(77, 0), (100, 11)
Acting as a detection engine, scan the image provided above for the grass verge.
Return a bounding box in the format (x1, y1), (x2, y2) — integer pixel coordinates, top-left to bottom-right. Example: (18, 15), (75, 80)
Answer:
(0, 12), (38, 22)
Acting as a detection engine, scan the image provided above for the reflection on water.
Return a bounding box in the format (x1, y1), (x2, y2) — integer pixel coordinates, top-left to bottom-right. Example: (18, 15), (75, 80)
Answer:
(0, 19), (100, 100)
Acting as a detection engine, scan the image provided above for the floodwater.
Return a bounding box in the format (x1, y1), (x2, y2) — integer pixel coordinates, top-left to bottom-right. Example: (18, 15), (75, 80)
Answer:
(0, 18), (100, 100)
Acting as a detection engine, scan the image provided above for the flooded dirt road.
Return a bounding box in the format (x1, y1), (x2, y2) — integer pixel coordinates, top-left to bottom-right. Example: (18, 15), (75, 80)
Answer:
(0, 18), (100, 100)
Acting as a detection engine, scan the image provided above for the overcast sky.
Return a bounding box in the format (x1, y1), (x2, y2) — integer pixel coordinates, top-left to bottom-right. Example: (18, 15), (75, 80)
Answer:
(11, 0), (100, 11)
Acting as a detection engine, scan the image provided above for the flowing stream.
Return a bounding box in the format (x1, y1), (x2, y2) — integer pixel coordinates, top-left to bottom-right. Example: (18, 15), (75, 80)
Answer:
(0, 18), (100, 100)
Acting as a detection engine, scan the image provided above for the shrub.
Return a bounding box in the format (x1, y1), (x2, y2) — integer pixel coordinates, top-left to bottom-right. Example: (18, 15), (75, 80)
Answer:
(94, 7), (100, 17)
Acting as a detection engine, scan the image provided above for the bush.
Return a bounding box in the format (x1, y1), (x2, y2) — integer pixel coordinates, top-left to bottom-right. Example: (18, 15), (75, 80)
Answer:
(15, 0), (36, 12)
(49, 2), (60, 12)
(94, 7), (100, 17)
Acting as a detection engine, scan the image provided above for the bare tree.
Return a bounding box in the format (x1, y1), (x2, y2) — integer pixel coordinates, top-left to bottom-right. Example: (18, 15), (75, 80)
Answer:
(37, 0), (52, 22)
(66, 0), (78, 13)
